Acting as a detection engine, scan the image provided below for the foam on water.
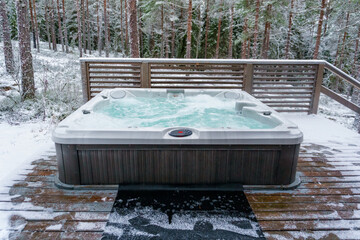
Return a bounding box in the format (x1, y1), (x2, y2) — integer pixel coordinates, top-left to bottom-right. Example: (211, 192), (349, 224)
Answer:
(92, 94), (272, 129)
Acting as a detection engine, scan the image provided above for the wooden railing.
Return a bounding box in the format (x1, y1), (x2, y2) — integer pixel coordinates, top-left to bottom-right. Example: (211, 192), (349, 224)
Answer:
(80, 58), (360, 114)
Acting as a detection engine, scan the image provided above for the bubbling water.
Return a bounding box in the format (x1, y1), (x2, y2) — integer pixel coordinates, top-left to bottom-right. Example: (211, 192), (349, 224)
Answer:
(94, 95), (272, 129)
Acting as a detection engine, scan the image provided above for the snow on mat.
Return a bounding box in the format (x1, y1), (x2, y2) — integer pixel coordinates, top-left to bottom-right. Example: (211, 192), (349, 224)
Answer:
(102, 190), (265, 240)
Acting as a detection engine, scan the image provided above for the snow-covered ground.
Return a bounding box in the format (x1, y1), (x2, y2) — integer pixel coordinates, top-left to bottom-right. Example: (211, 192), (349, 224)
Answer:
(1, 41), (360, 239)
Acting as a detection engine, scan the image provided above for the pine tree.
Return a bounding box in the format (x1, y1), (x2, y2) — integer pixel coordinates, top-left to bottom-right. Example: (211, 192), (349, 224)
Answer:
(313, 0), (326, 59)
(31, 0), (40, 52)
(76, 0), (82, 57)
(28, 0), (36, 49)
(56, 0), (64, 52)
(204, 0), (210, 58)
(50, 0), (57, 51)
(0, 0), (15, 74)
(185, 0), (192, 58)
(15, 0), (35, 100)
(104, 0), (109, 57)
(285, 0), (295, 58)
(45, 0), (51, 49)
(252, 0), (260, 58)
(261, 4), (272, 59)
(62, 0), (69, 53)
(128, 0), (139, 57)
(215, 0), (223, 59)
(228, 2), (234, 59)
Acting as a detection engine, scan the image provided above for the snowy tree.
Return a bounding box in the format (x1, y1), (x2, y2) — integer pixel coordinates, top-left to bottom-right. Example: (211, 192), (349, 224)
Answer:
(0, 0), (15, 74)
(15, 0), (35, 100)
(128, 0), (139, 57)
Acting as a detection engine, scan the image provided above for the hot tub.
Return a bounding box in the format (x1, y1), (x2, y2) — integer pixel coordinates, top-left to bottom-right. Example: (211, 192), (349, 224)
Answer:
(52, 88), (302, 187)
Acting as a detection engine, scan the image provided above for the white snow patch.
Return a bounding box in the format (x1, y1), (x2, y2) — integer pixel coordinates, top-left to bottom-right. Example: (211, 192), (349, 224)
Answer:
(0, 122), (54, 192)
(45, 224), (62, 231)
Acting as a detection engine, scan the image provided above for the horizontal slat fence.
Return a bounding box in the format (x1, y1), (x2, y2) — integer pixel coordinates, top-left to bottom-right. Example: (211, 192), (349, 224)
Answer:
(80, 58), (360, 114)
(251, 64), (319, 113)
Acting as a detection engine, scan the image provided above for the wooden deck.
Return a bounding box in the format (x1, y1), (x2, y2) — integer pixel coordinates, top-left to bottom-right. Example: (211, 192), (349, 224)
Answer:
(1, 135), (360, 239)
(247, 141), (360, 239)
(0, 150), (117, 239)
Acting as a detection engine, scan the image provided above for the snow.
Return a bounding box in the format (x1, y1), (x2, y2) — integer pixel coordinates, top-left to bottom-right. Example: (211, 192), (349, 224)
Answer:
(283, 113), (360, 144)
(0, 122), (53, 192)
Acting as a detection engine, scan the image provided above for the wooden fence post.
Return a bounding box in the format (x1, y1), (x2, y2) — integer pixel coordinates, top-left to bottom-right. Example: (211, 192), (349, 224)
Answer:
(140, 62), (151, 88)
(243, 64), (254, 94)
(81, 61), (90, 103)
(310, 64), (324, 114)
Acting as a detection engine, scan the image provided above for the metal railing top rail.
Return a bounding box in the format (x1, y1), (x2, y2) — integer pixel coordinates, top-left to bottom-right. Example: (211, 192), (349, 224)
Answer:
(80, 58), (327, 65)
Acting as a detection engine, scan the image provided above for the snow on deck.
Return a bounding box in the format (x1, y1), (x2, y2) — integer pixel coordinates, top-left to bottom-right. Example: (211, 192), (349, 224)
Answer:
(246, 114), (360, 239)
(0, 114), (360, 239)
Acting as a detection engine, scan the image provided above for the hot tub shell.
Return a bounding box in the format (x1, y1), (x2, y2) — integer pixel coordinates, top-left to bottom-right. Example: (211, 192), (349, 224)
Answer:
(53, 88), (302, 187)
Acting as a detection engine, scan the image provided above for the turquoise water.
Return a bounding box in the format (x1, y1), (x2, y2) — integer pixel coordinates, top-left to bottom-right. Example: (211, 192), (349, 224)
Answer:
(95, 95), (273, 129)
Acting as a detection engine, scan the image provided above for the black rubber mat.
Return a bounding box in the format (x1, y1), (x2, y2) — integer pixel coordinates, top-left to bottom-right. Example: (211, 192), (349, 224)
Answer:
(102, 190), (265, 240)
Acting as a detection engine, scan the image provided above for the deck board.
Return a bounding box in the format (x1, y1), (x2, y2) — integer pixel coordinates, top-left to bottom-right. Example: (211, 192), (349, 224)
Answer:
(1, 154), (117, 239)
(2, 134), (360, 239)
(246, 140), (360, 239)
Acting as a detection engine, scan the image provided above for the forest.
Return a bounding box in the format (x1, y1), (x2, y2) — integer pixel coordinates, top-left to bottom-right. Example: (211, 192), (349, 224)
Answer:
(0, 0), (360, 122)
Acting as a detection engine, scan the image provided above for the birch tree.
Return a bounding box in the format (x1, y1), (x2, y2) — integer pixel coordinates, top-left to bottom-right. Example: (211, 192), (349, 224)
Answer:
(104, 0), (109, 57)
(0, 0), (15, 74)
(15, 0), (35, 100)
(228, 2), (234, 59)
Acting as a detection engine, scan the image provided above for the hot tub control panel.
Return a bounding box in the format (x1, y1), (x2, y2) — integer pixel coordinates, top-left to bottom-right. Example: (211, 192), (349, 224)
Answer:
(169, 129), (193, 137)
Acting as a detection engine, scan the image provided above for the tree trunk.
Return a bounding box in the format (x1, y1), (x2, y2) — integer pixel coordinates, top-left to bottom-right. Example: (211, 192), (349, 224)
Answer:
(56, 0), (64, 52)
(161, 3), (164, 58)
(62, 0), (69, 53)
(335, 9), (350, 67)
(32, 0), (40, 52)
(215, 0), (223, 59)
(125, 0), (129, 55)
(120, 0), (124, 52)
(0, 0), (15, 74)
(44, 1), (51, 49)
(261, 4), (272, 59)
(171, 2), (175, 58)
(352, 26), (360, 74)
(252, 0), (260, 58)
(50, 0), (57, 51)
(138, 4), (142, 57)
(323, 0), (331, 35)
(284, 0), (294, 58)
(185, 0), (192, 58)
(15, 0), (35, 100)
(86, 0), (91, 54)
(82, 0), (86, 54)
(76, 0), (82, 57)
(128, 0), (139, 58)
(313, 0), (326, 59)
(204, 0), (210, 58)
(195, 6), (201, 59)
(104, 0), (109, 57)
(96, 0), (102, 55)
(228, 2), (234, 59)
(28, 0), (36, 49)
(241, 18), (248, 59)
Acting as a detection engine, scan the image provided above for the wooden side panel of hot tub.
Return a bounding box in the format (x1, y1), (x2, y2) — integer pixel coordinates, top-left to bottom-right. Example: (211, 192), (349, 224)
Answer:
(55, 144), (300, 186)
